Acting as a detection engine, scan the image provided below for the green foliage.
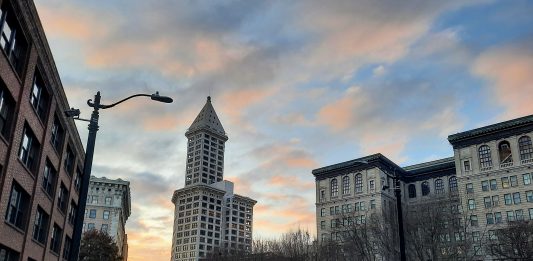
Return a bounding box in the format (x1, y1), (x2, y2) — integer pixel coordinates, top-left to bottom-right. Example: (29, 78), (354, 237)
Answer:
(80, 230), (120, 261)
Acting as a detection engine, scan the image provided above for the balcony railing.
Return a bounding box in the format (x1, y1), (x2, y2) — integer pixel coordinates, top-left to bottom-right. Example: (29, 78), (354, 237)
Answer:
(500, 162), (513, 168)
(480, 166), (493, 172)
(521, 158), (533, 165)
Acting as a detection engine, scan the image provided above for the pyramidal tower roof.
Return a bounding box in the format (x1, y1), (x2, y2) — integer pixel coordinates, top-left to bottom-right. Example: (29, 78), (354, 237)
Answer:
(186, 96), (227, 138)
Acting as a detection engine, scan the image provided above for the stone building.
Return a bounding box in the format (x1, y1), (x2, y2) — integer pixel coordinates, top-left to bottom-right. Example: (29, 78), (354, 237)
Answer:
(0, 0), (85, 260)
(170, 97), (256, 261)
(313, 114), (533, 260)
(84, 176), (131, 260)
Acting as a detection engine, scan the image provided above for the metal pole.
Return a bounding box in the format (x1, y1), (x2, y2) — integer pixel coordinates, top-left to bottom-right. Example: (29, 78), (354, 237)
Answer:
(394, 176), (406, 261)
(70, 91), (101, 261)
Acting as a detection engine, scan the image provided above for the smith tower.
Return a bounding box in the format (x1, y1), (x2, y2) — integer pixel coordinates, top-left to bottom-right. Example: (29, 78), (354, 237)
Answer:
(185, 96), (228, 186)
(171, 97), (256, 261)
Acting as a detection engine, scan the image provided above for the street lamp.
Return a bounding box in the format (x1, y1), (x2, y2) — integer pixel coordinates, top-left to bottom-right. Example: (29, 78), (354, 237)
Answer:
(66, 91), (173, 261)
(382, 168), (406, 261)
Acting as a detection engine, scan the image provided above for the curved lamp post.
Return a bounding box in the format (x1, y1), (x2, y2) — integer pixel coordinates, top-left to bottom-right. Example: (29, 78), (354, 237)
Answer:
(67, 91), (173, 261)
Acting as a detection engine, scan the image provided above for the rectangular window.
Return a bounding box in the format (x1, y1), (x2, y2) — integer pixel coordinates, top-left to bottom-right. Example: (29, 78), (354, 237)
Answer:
(524, 173), (532, 185)
(91, 196), (98, 204)
(510, 175), (518, 187)
(329, 207), (334, 216)
(502, 177), (510, 188)
(530, 208), (533, 220)
(507, 211), (515, 222)
(105, 197), (112, 205)
(74, 167), (82, 192)
(468, 199), (476, 210)
(527, 191), (533, 202)
(463, 160), (471, 171)
(0, 85), (14, 139)
(466, 183), (474, 194)
(64, 145), (75, 176)
(0, 1), (28, 75)
(0, 243), (19, 261)
(320, 221), (325, 229)
(101, 224), (108, 233)
(87, 223), (95, 230)
(5, 181), (30, 230)
(369, 180), (375, 191)
(68, 201), (77, 225)
(486, 213), (494, 225)
(470, 215), (478, 226)
(370, 199), (376, 209)
(516, 209), (524, 221)
(63, 236), (72, 260)
(42, 160), (56, 196)
(492, 195), (499, 207)
(30, 73), (50, 121)
(483, 197), (491, 208)
(490, 179), (497, 190)
(103, 210), (110, 220)
(481, 180), (489, 191)
(32, 206), (49, 244)
(494, 212), (502, 224)
(320, 208), (326, 217)
(57, 183), (69, 213)
(89, 209), (96, 218)
(513, 192), (521, 204)
(19, 125), (40, 172)
(50, 223), (62, 253)
(504, 194), (512, 205)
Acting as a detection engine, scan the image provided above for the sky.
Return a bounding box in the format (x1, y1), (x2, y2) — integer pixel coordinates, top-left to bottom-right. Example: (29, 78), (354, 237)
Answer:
(34, 0), (533, 260)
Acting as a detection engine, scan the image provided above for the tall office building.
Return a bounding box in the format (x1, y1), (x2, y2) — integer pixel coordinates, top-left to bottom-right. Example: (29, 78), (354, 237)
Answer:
(84, 176), (131, 260)
(170, 97), (256, 261)
(313, 114), (533, 260)
(0, 0), (85, 260)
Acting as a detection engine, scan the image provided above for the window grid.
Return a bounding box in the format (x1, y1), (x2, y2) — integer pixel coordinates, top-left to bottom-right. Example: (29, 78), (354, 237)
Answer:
(330, 179), (338, 197)
(518, 136), (533, 160)
(354, 174), (363, 193)
(478, 145), (492, 168)
(342, 176), (350, 195)
(435, 179), (444, 194)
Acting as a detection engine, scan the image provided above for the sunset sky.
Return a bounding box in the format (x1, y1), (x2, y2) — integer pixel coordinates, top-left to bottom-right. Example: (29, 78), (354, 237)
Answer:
(34, 0), (533, 260)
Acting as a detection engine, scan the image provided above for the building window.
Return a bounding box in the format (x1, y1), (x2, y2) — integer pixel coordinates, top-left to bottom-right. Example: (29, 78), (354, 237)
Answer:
(42, 160), (57, 196)
(103, 210), (110, 220)
(449, 176), (457, 192)
(19, 125), (40, 172)
(0, 2), (28, 75)
(63, 236), (72, 260)
(486, 213), (494, 225)
(57, 183), (69, 213)
(484, 197), (491, 208)
(30, 72), (50, 121)
(68, 201), (77, 225)
(354, 174), (363, 193)
(369, 179), (375, 191)
(516, 209), (524, 221)
(320, 221), (326, 229)
(74, 167), (82, 192)
(50, 116), (64, 151)
(490, 179), (497, 190)
(501, 177), (510, 188)
(470, 215), (478, 226)
(89, 209), (96, 218)
(504, 194), (512, 205)
(342, 176), (350, 195)
(481, 180), (489, 191)
(320, 208), (326, 217)
(64, 145), (75, 176)
(105, 197), (112, 205)
(5, 181), (30, 230)
(468, 199), (476, 210)
(435, 179), (444, 194)
(524, 173), (532, 185)
(463, 160), (471, 171)
(370, 199), (375, 209)
(330, 179), (338, 197)
(498, 140), (513, 164)
(529, 209), (533, 220)
(527, 191), (533, 202)
(32, 206), (49, 244)
(421, 181), (430, 196)
(0, 243), (19, 261)
(495, 212), (502, 223)
(87, 223), (95, 230)
(50, 223), (62, 253)
(478, 145), (492, 168)
(0, 85), (14, 139)
(513, 192), (521, 204)
(466, 183), (473, 194)
(101, 224), (108, 233)
(510, 175), (518, 187)
(518, 136), (533, 161)
(492, 195), (499, 207)
(408, 184), (416, 198)
(319, 189), (325, 202)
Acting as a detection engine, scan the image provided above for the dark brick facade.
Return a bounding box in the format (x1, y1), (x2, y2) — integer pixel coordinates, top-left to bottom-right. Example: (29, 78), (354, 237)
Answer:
(0, 0), (85, 260)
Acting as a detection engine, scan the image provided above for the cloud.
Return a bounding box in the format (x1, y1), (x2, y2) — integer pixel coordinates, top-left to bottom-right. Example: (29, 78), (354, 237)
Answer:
(472, 40), (533, 118)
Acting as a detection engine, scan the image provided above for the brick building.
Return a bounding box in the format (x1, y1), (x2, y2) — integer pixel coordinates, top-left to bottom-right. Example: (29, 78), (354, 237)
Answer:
(0, 0), (85, 260)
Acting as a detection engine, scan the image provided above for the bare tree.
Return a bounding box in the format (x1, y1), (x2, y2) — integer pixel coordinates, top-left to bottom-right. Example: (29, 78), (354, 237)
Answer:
(487, 220), (533, 260)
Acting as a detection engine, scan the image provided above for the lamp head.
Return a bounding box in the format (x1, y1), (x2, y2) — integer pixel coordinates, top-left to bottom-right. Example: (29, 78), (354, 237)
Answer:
(151, 92), (173, 103)
(64, 108), (81, 118)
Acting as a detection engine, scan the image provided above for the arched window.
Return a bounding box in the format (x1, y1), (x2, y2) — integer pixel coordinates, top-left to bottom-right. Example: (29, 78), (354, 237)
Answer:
(449, 176), (458, 193)
(518, 136), (533, 161)
(478, 145), (492, 169)
(330, 179), (338, 197)
(355, 174), (363, 193)
(435, 179), (444, 194)
(498, 141), (513, 164)
(408, 184), (416, 198)
(342, 176), (350, 195)
(421, 181), (430, 196)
